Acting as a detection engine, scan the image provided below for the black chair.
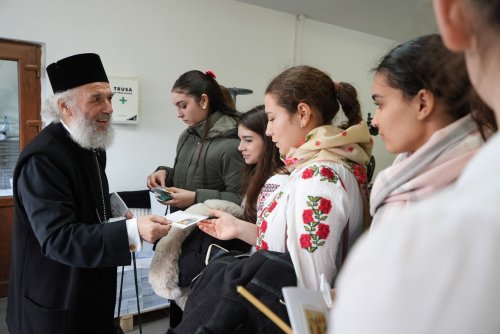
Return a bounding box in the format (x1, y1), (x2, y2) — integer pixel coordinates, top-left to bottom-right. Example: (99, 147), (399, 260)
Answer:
(117, 190), (151, 209)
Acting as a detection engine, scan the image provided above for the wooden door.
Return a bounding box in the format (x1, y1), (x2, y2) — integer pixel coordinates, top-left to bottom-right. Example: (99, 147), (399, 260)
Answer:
(0, 39), (41, 297)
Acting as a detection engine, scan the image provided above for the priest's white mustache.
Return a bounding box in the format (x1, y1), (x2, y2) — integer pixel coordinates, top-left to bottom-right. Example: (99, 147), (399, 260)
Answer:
(96, 115), (111, 122)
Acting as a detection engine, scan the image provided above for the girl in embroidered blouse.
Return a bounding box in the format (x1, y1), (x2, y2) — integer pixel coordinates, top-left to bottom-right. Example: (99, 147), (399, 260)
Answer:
(238, 105), (287, 223)
(199, 65), (373, 289)
(369, 34), (497, 228)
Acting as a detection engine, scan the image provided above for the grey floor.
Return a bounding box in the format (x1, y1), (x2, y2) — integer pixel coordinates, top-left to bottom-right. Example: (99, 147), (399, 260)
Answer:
(0, 297), (169, 334)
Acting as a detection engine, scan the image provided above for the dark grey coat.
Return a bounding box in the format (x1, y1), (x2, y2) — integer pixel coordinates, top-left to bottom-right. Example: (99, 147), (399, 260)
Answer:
(159, 110), (244, 206)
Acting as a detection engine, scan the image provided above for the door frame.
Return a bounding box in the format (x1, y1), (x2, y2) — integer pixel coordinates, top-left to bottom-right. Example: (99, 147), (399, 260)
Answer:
(0, 38), (42, 297)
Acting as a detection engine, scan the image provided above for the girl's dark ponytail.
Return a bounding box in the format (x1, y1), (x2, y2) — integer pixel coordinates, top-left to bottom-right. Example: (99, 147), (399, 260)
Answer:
(337, 82), (363, 129)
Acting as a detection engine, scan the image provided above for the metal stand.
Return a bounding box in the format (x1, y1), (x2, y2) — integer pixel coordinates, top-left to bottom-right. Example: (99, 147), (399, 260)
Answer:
(227, 87), (253, 105)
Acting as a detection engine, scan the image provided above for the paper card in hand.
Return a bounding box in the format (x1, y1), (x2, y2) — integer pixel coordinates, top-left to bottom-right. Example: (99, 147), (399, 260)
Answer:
(165, 210), (208, 229)
(150, 186), (174, 202)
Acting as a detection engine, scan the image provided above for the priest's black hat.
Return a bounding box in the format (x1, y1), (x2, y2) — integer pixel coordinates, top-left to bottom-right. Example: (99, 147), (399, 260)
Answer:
(47, 53), (109, 93)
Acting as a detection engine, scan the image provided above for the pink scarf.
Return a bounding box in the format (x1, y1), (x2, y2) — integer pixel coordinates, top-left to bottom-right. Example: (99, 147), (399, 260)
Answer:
(370, 115), (484, 227)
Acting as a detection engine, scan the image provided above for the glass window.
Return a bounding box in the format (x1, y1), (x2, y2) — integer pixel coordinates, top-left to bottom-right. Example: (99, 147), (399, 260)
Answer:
(0, 60), (20, 196)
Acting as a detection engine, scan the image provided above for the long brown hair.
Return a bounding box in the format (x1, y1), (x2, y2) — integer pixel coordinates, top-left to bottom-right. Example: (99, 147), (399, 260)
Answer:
(238, 105), (285, 222)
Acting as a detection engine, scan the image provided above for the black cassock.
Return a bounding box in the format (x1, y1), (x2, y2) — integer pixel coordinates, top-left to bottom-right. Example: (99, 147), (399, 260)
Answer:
(7, 122), (131, 334)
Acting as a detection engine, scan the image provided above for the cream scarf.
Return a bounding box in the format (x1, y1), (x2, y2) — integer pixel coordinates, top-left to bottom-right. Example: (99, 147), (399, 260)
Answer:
(284, 122), (373, 179)
(284, 122), (373, 230)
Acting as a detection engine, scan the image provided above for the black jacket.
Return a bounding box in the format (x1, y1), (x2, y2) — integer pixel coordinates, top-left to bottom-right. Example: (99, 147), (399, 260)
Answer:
(170, 250), (297, 334)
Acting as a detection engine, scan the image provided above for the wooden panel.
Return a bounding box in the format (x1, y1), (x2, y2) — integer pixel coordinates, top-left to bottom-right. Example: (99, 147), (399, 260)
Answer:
(0, 197), (13, 296)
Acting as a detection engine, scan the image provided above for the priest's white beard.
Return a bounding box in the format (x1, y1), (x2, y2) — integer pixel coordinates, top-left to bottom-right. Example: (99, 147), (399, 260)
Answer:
(69, 105), (114, 150)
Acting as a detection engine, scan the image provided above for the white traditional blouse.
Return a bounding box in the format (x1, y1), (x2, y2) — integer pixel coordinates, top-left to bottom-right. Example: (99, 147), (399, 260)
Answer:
(255, 160), (363, 290)
(256, 173), (289, 214)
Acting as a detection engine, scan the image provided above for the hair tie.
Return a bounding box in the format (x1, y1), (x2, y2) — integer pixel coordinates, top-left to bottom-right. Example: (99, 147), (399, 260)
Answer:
(205, 70), (216, 79)
(333, 81), (341, 94)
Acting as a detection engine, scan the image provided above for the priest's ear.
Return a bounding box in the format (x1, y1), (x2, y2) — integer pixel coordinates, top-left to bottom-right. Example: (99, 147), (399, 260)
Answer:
(57, 98), (72, 118)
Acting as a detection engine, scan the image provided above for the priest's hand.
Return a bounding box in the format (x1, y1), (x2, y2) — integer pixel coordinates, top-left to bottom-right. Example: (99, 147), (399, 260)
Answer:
(125, 209), (134, 219)
(137, 215), (171, 243)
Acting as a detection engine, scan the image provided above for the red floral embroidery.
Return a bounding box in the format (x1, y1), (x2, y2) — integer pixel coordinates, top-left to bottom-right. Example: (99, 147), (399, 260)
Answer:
(316, 223), (330, 239)
(341, 159), (368, 186)
(341, 131), (347, 136)
(256, 192), (284, 250)
(260, 219), (268, 233)
(352, 164), (368, 184)
(302, 209), (314, 223)
(268, 201), (278, 213)
(300, 165), (339, 183)
(300, 234), (312, 248)
(300, 195), (332, 253)
(320, 167), (334, 180)
(302, 168), (314, 179)
(315, 141), (321, 146)
(318, 198), (332, 214)
(346, 146), (354, 152)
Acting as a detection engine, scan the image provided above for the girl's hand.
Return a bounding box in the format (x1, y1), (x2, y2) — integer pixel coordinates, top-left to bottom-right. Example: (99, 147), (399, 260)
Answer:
(163, 187), (195, 209)
(147, 170), (167, 188)
(197, 209), (240, 240)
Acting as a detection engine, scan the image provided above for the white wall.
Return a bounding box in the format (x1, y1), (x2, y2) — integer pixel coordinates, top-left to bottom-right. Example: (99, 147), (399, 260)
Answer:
(298, 18), (397, 179)
(0, 0), (395, 192)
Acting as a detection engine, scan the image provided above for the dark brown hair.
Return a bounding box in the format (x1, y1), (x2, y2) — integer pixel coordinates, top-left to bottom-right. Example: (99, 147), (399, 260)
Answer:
(238, 105), (285, 222)
(172, 70), (239, 139)
(466, 0), (500, 63)
(265, 65), (362, 129)
(374, 34), (496, 138)
(220, 85), (236, 110)
(468, 0), (500, 28)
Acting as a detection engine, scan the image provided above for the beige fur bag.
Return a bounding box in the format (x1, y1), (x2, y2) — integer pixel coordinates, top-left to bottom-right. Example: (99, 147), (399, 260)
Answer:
(148, 199), (244, 309)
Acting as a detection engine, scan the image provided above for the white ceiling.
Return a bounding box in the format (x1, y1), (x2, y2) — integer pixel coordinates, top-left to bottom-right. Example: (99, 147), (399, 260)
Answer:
(236, 0), (438, 41)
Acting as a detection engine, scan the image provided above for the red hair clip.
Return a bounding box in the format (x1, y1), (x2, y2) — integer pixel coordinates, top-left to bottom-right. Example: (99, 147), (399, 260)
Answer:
(333, 81), (341, 94)
(205, 70), (216, 79)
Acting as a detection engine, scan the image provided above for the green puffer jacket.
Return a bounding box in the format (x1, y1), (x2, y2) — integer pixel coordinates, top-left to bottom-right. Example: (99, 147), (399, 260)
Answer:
(158, 111), (244, 207)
